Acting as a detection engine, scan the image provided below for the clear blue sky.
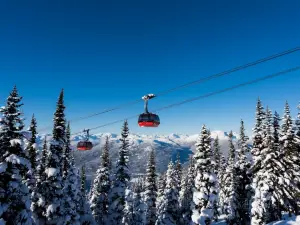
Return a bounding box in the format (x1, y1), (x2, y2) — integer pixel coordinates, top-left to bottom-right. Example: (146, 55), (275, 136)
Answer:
(0, 0), (299, 136)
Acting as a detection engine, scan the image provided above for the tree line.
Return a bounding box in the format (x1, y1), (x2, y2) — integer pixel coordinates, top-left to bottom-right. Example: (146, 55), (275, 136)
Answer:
(0, 86), (300, 225)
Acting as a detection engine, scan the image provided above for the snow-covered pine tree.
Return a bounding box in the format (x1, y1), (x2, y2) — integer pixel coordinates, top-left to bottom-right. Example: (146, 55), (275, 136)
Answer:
(25, 114), (38, 193)
(251, 98), (267, 225)
(156, 172), (166, 209)
(31, 137), (48, 224)
(175, 152), (182, 192)
(218, 152), (227, 213)
(27, 114), (38, 172)
(279, 102), (300, 214)
(156, 161), (180, 225)
(62, 122), (72, 181)
(234, 120), (252, 225)
(124, 182), (146, 225)
(0, 86), (33, 224)
(144, 148), (157, 225)
(179, 156), (195, 225)
(191, 125), (218, 225)
(32, 89), (66, 224)
(222, 131), (237, 224)
(273, 111), (281, 146)
(295, 104), (300, 209)
(108, 120), (131, 225)
(213, 136), (221, 176)
(251, 107), (286, 224)
(90, 136), (111, 225)
(61, 122), (81, 224)
(77, 167), (96, 225)
(81, 164), (87, 196)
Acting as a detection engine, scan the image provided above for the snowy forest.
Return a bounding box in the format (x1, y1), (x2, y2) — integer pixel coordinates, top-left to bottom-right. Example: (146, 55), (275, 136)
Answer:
(1, 86), (300, 225)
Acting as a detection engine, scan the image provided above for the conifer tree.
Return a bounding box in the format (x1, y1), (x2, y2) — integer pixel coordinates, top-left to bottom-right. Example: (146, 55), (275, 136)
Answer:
(213, 136), (221, 175)
(156, 172), (166, 208)
(251, 99), (267, 225)
(235, 120), (252, 225)
(77, 168), (96, 225)
(144, 148), (157, 225)
(25, 114), (38, 193)
(27, 114), (38, 172)
(191, 125), (218, 225)
(179, 156), (195, 225)
(175, 152), (182, 192)
(61, 122), (81, 224)
(218, 152), (227, 213)
(0, 86), (33, 224)
(31, 137), (48, 224)
(279, 102), (300, 214)
(90, 136), (111, 225)
(108, 120), (131, 225)
(156, 161), (180, 225)
(62, 122), (72, 181)
(81, 164), (87, 195)
(32, 89), (67, 224)
(251, 107), (285, 224)
(124, 182), (146, 225)
(273, 111), (281, 146)
(222, 131), (237, 224)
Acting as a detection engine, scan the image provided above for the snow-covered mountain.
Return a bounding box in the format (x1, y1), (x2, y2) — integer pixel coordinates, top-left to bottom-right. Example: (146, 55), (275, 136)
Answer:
(26, 130), (250, 183)
(69, 131), (247, 181)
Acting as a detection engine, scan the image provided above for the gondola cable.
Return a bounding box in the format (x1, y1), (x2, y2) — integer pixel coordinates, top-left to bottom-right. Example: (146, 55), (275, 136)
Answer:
(38, 47), (300, 132)
(72, 66), (300, 136)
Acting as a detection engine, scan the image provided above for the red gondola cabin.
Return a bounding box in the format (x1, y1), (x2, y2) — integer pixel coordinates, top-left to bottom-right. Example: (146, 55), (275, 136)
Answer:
(77, 141), (93, 151)
(138, 113), (160, 127)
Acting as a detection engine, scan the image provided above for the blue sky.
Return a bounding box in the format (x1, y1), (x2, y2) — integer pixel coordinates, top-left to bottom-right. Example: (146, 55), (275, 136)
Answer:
(0, 0), (299, 136)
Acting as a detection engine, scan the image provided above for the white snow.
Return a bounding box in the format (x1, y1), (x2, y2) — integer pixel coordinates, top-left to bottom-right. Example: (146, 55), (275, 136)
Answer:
(45, 168), (59, 177)
(10, 138), (22, 146)
(5, 154), (31, 168)
(0, 162), (7, 173)
(267, 215), (300, 225)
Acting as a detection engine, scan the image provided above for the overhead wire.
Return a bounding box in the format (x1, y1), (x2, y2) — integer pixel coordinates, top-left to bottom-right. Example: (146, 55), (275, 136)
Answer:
(72, 66), (300, 135)
(38, 46), (300, 132)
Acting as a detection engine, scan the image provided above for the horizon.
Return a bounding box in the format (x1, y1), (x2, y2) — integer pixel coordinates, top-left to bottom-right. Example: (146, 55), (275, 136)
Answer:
(0, 0), (299, 136)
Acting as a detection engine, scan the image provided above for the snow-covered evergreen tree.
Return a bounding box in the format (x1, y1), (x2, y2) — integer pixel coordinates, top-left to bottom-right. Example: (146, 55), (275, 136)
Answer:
(156, 172), (166, 210)
(273, 111), (281, 146)
(222, 131), (237, 224)
(179, 156), (195, 225)
(81, 164), (87, 196)
(235, 120), (252, 225)
(144, 148), (157, 225)
(175, 152), (182, 192)
(0, 86), (33, 224)
(124, 183), (146, 225)
(32, 89), (66, 224)
(218, 152), (227, 213)
(251, 107), (286, 224)
(212, 136), (221, 175)
(62, 122), (81, 224)
(192, 125), (217, 225)
(156, 161), (180, 225)
(108, 120), (131, 225)
(31, 137), (48, 224)
(77, 168), (96, 225)
(251, 99), (267, 225)
(62, 122), (72, 181)
(279, 102), (300, 214)
(90, 136), (111, 225)
(25, 114), (38, 193)
(27, 114), (38, 172)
